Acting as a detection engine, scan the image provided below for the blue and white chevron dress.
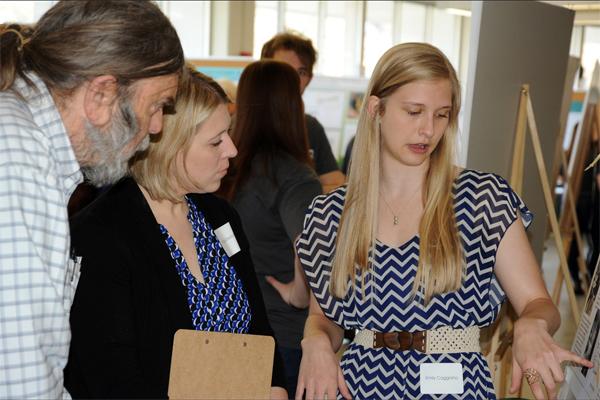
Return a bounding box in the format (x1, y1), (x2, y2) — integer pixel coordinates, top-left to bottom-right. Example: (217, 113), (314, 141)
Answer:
(297, 169), (533, 399)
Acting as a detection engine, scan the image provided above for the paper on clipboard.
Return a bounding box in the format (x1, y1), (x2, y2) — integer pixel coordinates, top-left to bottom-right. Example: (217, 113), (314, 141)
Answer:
(168, 330), (274, 399)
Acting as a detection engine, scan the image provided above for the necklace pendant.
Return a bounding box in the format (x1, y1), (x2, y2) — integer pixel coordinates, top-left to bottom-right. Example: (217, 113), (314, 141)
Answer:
(393, 216), (399, 225)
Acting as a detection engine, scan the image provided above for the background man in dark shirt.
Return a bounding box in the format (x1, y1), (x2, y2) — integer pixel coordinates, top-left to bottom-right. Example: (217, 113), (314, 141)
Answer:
(262, 32), (346, 193)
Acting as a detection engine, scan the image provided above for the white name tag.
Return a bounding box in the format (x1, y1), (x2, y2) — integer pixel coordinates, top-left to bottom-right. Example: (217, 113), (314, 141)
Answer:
(420, 363), (464, 394)
(214, 223), (241, 257)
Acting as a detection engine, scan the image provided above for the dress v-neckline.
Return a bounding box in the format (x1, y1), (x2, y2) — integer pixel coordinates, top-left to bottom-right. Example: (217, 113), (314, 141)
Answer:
(159, 197), (206, 285)
(375, 235), (419, 250)
(373, 169), (468, 251)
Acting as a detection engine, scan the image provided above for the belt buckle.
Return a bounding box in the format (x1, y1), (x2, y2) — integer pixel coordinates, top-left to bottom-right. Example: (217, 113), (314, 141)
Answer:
(378, 331), (427, 353)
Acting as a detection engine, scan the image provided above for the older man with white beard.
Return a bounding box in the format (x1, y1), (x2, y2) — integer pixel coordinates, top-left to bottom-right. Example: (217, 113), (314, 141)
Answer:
(0, 2), (183, 398)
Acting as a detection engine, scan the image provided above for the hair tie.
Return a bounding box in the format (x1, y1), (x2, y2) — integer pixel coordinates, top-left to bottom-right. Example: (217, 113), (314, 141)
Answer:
(3, 28), (31, 53)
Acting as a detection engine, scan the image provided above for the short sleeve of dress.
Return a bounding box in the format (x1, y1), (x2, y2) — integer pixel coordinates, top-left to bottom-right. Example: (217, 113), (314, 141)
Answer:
(455, 170), (533, 310)
(296, 187), (346, 328)
(495, 174), (534, 308)
(492, 173), (533, 234)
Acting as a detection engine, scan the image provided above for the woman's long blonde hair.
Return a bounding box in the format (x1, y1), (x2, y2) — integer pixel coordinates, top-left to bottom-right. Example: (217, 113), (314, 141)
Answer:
(331, 43), (463, 304)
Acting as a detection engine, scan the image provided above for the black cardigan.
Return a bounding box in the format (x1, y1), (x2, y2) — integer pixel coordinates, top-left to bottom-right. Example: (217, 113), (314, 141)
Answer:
(64, 178), (285, 398)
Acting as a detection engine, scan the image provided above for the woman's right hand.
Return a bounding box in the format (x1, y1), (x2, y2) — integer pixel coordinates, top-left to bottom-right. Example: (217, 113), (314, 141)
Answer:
(295, 335), (352, 400)
(266, 252), (310, 309)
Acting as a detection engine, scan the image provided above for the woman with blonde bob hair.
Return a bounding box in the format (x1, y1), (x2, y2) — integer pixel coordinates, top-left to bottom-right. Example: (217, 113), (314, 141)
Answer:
(295, 43), (592, 399)
(66, 67), (288, 399)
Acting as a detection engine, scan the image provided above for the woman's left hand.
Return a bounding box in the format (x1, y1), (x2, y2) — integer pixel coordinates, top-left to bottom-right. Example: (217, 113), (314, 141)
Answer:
(510, 317), (593, 399)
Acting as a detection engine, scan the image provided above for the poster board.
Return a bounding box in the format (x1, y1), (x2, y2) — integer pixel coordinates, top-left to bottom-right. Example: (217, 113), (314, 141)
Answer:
(187, 57), (252, 83)
(567, 61), (600, 180)
(168, 330), (274, 399)
(303, 75), (369, 164)
(558, 60), (600, 399)
(462, 1), (574, 262)
(560, 257), (600, 399)
(551, 56), (581, 193)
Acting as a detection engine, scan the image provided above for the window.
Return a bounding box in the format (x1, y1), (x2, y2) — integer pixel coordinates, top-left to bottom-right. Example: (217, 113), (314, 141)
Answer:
(362, 1), (463, 78)
(0, 1), (56, 24)
(0, 1), (211, 59)
(397, 1), (427, 43)
(252, 1), (466, 78)
(430, 8), (461, 68)
(364, 1), (394, 76)
(319, 1), (362, 77)
(570, 26), (584, 57)
(284, 0), (319, 44)
(581, 26), (600, 87)
(253, 1), (280, 58)
(157, 1), (210, 59)
(253, 1), (363, 77)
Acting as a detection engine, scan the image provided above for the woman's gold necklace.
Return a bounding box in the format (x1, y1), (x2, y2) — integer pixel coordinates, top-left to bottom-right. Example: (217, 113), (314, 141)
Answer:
(380, 186), (421, 226)
(380, 193), (400, 225)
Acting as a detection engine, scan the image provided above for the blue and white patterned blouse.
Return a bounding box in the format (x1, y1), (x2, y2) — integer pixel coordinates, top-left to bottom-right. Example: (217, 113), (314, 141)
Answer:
(159, 197), (251, 333)
(297, 169), (533, 399)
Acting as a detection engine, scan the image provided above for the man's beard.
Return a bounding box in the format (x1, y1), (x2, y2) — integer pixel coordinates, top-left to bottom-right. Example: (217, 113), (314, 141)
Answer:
(81, 99), (148, 187)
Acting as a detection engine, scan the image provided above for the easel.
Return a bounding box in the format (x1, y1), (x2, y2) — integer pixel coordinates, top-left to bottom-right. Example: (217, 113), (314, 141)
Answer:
(552, 102), (600, 302)
(557, 148), (591, 292)
(486, 84), (581, 398)
(510, 84), (581, 323)
(550, 57), (580, 197)
(548, 58), (590, 292)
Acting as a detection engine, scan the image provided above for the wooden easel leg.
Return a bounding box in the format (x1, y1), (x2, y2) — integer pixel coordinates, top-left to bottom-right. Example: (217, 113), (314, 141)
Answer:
(562, 151), (590, 290)
(555, 103), (600, 302)
(552, 270), (564, 303)
(498, 346), (512, 398)
(525, 91), (581, 324)
(489, 86), (529, 399)
(510, 86), (529, 194)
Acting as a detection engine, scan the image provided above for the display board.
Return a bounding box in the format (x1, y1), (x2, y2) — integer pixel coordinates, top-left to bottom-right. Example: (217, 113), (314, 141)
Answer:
(462, 1), (574, 262)
(560, 258), (600, 399)
(187, 57), (252, 83)
(303, 75), (369, 164)
(559, 60), (600, 400)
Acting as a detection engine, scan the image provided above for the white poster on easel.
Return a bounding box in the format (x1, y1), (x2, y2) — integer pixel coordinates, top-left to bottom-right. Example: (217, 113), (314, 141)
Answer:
(559, 61), (600, 400)
(568, 61), (600, 176)
(303, 76), (368, 161)
(560, 257), (600, 399)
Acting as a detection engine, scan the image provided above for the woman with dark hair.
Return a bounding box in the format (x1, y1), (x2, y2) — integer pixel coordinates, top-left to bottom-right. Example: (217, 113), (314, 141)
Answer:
(221, 60), (322, 396)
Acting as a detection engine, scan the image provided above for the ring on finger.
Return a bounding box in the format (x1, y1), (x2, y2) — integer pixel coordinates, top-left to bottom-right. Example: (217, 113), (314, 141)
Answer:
(524, 368), (541, 385)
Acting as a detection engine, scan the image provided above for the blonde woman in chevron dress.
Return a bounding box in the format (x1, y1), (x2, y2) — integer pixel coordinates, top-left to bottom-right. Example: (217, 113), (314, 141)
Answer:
(295, 43), (593, 400)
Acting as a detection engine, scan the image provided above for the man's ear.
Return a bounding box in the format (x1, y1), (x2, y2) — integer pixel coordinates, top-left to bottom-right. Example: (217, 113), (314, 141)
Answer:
(367, 95), (381, 118)
(83, 75), (119, 128)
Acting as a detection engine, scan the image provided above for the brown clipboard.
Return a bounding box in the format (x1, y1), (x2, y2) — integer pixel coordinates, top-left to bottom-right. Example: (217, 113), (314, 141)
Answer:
(168, 329), (274, 399)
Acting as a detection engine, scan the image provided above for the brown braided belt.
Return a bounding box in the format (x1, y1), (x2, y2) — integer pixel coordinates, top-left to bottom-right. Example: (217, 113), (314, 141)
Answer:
(354, 326), (480, 354)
